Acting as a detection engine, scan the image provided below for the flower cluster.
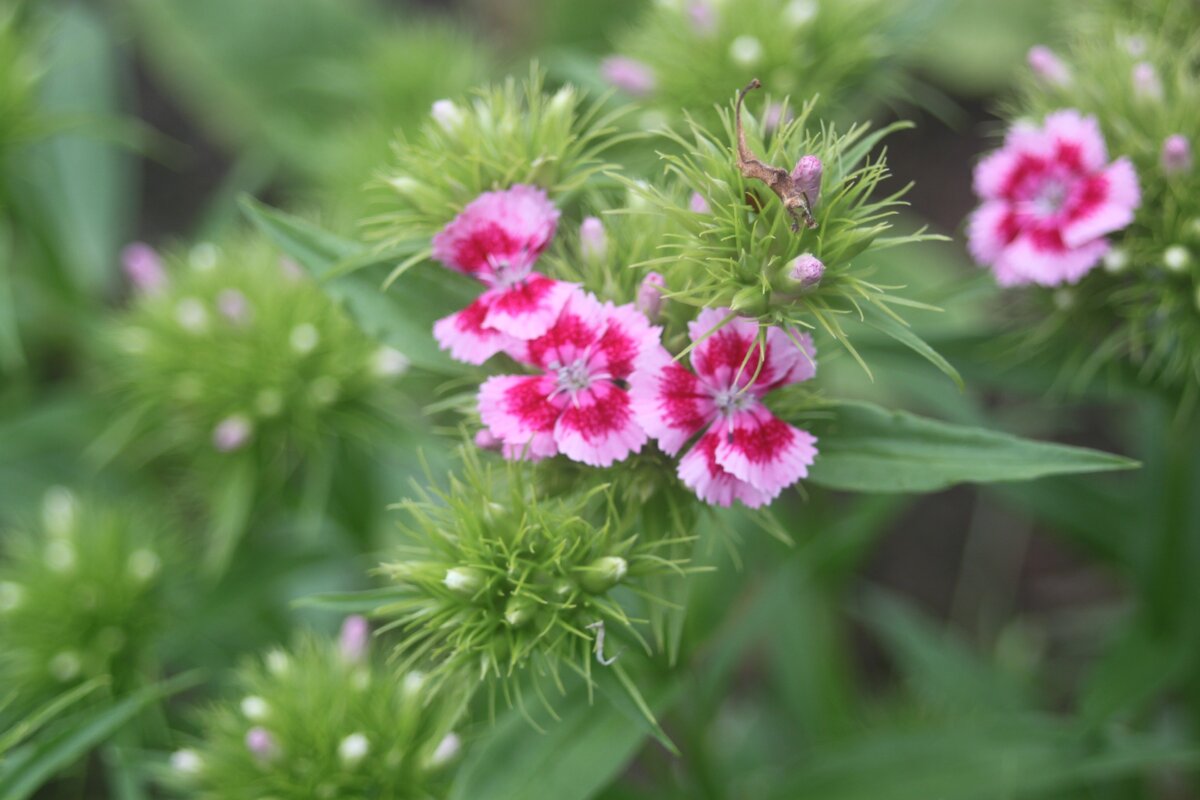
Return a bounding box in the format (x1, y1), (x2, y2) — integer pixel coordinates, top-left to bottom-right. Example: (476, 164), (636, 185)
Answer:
(0, 489), (174, 708)
(370, 447), (690, 696)
(968, 3), (1200, 393)
(172, 621), (464, 800)
(103, 237), (406, 466)
(428, 171), (822, 504)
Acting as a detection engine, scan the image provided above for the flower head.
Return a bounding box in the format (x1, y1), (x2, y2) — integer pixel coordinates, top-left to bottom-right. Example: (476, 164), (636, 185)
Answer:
(478, 289), (660, 467)
(121, 243), (167, 295)
(432, 185), (575, 364)
(631, 309), (818, 508)
(600, 56), (657, 97)
(968, 110), (1141, 286)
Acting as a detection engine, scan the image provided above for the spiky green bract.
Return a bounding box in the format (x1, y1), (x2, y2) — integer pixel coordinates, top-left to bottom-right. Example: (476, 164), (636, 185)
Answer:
(375, 447), (690, 710)
(0, 489), (174, 712)
(101, 236), (402, 469)
(368, 67), (630, 254)
(1008, 4), (1200, 397)
(623, 97), (942, 376)
(178, 635), (464, 800)
(610, 0), (912, 127)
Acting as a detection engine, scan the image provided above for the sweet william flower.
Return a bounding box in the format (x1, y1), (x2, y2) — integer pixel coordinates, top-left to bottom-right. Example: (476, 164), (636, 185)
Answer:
(968, 110), (1141, 287)
(631, 309), (818, 508)
(432, 185), (575, 364)
(478, 289), (660, 467)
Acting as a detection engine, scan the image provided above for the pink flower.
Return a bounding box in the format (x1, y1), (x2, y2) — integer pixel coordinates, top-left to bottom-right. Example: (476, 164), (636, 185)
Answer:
(121, 243), (166, 295)
(338, 615), (369, 663)
(1027, 46), (1071, 87)
(630, 309), (818, 508)
(601, 56), (657, 97)
(689, 192), (711, 214)
(478, 290), (660, 467)
(968, 110), (1140, 287)
(432, 185), (573, 364)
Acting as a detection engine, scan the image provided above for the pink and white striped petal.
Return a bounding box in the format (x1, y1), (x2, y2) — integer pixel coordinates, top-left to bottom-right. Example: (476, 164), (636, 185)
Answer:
(431, 185), (560, 279)
(478, 374), (563, 459)
(677, 428), (771, 509)
(715, 406), (818, 498)
(992, 231), (1109, 287)
(518, 289), (607, 370)
(590, 302), (663, 381)
(966, 201), (1018, 266)
(687, 308), (799, 394)
(433, 299), (515, 365)
(1060, 158), (1140, 248)
(554, 382), (646, 467)
(629, 346), (715, 456)
(481, 275), (576, 340)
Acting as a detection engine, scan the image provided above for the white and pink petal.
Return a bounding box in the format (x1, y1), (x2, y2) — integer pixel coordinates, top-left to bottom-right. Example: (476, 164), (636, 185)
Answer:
(715, 406), (817, 498)
(481, 275), (576, 340)
(553, 382), (646, 467)
(1060, 157), (1140, 248)
(629, 346), (715, 457)
(478, 374), (563, 458)
(433, 299), (515, 365)
(677, 428), (771, 509)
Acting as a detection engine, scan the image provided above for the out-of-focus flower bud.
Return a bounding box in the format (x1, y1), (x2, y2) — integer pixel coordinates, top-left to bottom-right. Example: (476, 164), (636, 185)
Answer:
(122, 243), (167, 295)
(601, 56), (656, 97)
(1132, 61), (1163, 101)
(213, 415), (253, 453)
(430, 99), (465, 132)
(1162, 135), (1193, 176)
(788, 252), (825, 291)
(580, 556), (628, 594)
(636, 272), (667, 320)
(338, 615), (370, 663)
(580, 216), (607, 262)
(1027, 46), (1072, 87)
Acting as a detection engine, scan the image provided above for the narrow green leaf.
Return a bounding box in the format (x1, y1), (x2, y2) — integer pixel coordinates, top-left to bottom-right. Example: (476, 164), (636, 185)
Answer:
(859, 305), (962, 390)
(293, 587), (411, 614)
(0, 678), (108, 757)
(806, 401), (1138, 493)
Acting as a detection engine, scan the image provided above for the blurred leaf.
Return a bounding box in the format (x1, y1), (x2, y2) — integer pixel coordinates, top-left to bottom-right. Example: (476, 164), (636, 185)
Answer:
(765, 716), (1198, 800)
(0, 673), (200, 800)
(1080, 625), (1193, 727)
(203, 458), (257, 577)
(0, 678), (107, 757)
(859, 590), (1029, 714)
(295, 587), (410, 614)
(20, 3), (130, 298)
(860, 305), (963, 391)
(806, 401), (1138, 493)
(241, 196), (476, 373)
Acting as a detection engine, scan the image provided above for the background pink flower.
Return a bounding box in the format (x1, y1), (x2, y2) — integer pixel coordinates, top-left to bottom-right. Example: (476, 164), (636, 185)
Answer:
(431, 185), (573, 364)
(478, 290), (660, 467)
(630, 308), (818, 508)
(968, 110), (1140, 287)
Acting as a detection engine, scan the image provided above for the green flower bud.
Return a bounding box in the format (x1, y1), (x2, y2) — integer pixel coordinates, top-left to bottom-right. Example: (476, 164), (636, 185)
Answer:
(580, 556), (629, 594)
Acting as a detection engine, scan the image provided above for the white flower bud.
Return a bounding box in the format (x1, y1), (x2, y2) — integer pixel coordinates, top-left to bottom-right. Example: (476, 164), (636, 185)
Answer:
(241, 695), (269, 721)
(170, 748), (204, 776)
(431, 99), (465, 133)
(1103, 248), (1130, 273)
(443, 567), (484, 594)
(428, 733), (461, 768)
(1164, 245), (1192, 273)
(127, 549), (161, 583)
(729, 35), (764, 68)
(175, 298), (209, 333)
(0, 581), (23, 612)
(265, 649), (291, 676)
(289, 323), (319, 354)
(338, 733), (370, 766)
(42, 487), (78, 539)
(189, 242), (219, 272)
(372, 346), (410, 378)
(49, 651), (81, 682)
(783, 0), (818, 28)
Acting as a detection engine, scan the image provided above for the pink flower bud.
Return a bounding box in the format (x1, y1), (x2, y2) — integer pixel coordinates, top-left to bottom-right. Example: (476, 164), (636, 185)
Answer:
(762, 102), (793, 134)
(636, 272), (666, 320)
(338, 615), (369, 663)
(579, 216), (607, 262)
(1162, 135), (1193, 175)
(1132, 62), (1163, 101)
(245, 727), (279, 762)
(217, 289), (251, 325)
(689, 192), (711, 214)
(121, 243), (166, 295)
(1027, 46), (1072, 87)
(474, 429), (502, 452)
(789, 252), (825, 291)
(213, 415), (252, 453)
(687, 2), (716, 35)
(279, 257), (305, 282)
(600, 56), (656, 97)
(790, 155), (822, 208)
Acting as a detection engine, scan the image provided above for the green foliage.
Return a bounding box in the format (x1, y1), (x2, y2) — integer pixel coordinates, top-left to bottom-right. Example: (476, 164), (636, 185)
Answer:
(0, 489), (176, 710)
(177, 635), (463, 800)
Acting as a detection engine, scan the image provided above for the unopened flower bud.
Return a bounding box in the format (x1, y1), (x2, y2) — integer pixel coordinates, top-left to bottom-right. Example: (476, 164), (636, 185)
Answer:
(49, 651), (81, 682)
(430, 99), (465, 133)
(265, 649), (290, 676)
(788, 252), (825, 291)
(213, 415), (252, 453)
(42, 487), (77, 539)
(1027, 46), (1071, 87)
(127, 548), (161, 583)
(339, 615), (370, 663)
(241, 695), (269, 721)
(175, 298), (208, 333)
(428, 733), (461, 768)
(1132, 62), (1163, 101)
(636, 273), (666, 320)
(762, 102), (792, 134)
(170, 748), (203, 776)
(290, 323), (319, 354)
(547, 86), (575, 118)
(245, 727), (279, 762)
(44, 540), (75, 573)
(600, 56), (656, 97)
(503, 596), (535, 627)
(689, 192), (711, 214)
(687, 1), (716, 35)
(443, 567), (485, 594)
(580, 556), (628, 594)
(580, 216), (607, 262)
(790, 155), (822, 209)
(1162, 135), (1192, 176)
(388, 176), (419, 196)
(278, 256), (305, 282)
(217, 289), (251, 325)
(402, 670), (425, 698)
(783, 0), (818, 28)
(1103, 248), (1130, 273)
(0, 581), (23, 612)
(338, 733), (370, 766)
(189, 242), (218, 272)
(372, 346), (409, 378)
(729, 35), (764, 68)
(121, 243), (166, 295)
(1164, 245), (1192, 273)
(474, 428), (503, 452)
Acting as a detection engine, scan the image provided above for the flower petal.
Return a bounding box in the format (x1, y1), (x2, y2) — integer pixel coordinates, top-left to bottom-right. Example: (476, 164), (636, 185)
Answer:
(516, 289), (606, 369)
(677, 427), (770, 509)
(715, 406), (817, 498)
(478, 374), (562, 460)
(1060, 158), (1140, 248)
(629, 346), (715, 456)
(993, 229), (1109, 287)
(482, 275), (576, 340)
(433, 298), (514, 365)
(687, 307), (804, 394)
(431, 185), (560, 278)
(590, 301), (663, 381)
(966, 201), (1019, 266)
(554, 382), (646, 467)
